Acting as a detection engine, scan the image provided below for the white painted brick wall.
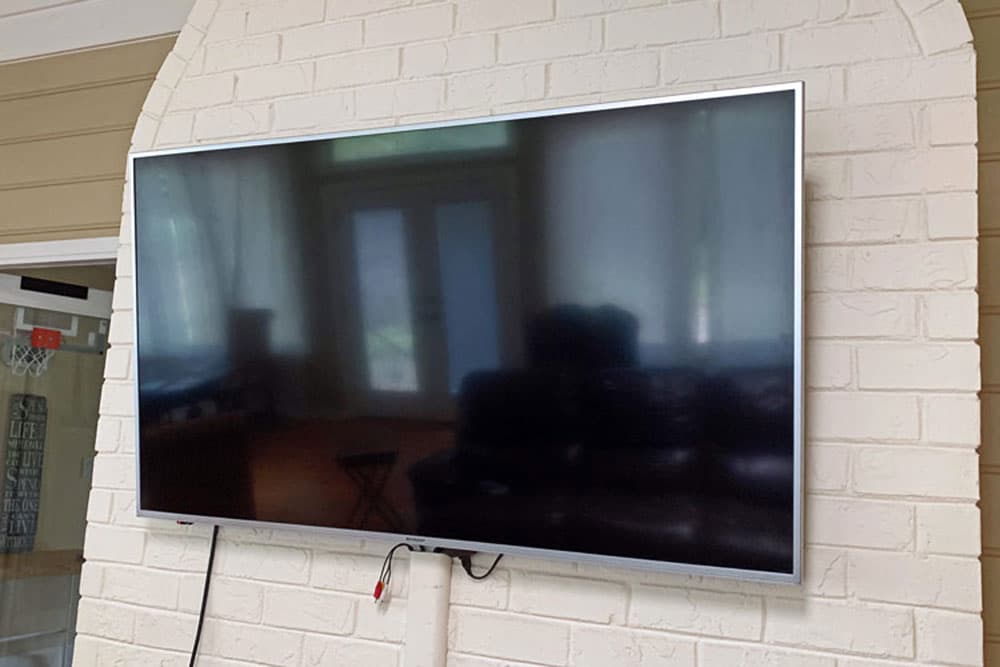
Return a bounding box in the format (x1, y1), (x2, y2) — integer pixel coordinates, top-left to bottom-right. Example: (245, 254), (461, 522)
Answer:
(402, 34), (496, 77)
(806, 200), (923, 245)
(806, 342), (851, 388)
(273, 90), (354, 131)
(447, 64), (546, 109)
(260, 587), (355, 634)
(456, 0), (553, 32)
(856, 343), (980, 390)
(450, 609), (571, 664)
(245, 0), (324, 34)
(548, 51), (659, 96)
(236, 62), (314, 101)
(507, 572), (627, 623)
(569, 625), (695, 666)
(629, 586), (763, 639)
(356, 79), (444, 119)
(315, 47), (400, 88)
(605, 3), (718, 48)
(916, 608), (983, 666)
(924, 394), (981, 445)
(365, 4), (455, 46)
(927, 192), (979, 241)
(76, 0), (982, 665)
(497, 18), (601, 65)
(807, 105), (916, 153)
(193, 102), (271, 140)
(204, 35), (280, 73)
(722, 0), (848, 35)
(806, 445), (850, 492)
(217, 541), (311, 585)
(808, 293), (918, 338)
(765, 597), (915, 657)
(281, 20), (363, 61)
(926, 291), (979, 339)
(662, 33), (780, 83)
(806, 496), (914, 549)
(699, 642), (837, 667)
(199, 620), (303, 665)
(205, 577), (264, 623)
(784, 18), (918, 68)
(848, 550), (981, 609)
(853, 445), (979, 498)
(303, 634), (401, 665)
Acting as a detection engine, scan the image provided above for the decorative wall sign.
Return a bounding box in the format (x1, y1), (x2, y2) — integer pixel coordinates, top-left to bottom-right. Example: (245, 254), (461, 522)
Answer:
(0, 394), (48, 553)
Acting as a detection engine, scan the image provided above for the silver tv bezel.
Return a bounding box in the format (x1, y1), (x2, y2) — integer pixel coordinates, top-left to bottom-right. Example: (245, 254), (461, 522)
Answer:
(129, 81), (805, 585)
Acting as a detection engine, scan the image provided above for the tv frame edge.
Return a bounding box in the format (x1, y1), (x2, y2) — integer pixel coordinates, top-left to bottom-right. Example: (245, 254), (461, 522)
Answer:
(128, 80), (805, 585)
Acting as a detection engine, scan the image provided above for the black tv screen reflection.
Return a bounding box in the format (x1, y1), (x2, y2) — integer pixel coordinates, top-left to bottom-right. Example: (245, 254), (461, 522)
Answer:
(132, 84), (802, 579)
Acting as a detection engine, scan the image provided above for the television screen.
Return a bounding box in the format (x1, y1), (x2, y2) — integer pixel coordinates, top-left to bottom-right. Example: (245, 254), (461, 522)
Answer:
(132, 83), (802, 580)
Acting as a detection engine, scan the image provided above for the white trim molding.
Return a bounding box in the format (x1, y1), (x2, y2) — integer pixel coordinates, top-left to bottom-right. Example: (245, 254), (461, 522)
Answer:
(0, 272), (112, 320)
(0, 0), (193, 63)
(0, 237), (118, 268)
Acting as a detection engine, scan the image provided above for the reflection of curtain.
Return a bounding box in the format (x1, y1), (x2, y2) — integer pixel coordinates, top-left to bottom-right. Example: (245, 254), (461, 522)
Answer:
(134, 150), (306, 365)
(707, 95), (796, 353)
(541, 94), (795, 368)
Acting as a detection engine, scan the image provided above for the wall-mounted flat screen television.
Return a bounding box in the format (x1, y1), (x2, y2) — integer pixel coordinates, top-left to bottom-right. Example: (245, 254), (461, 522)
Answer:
(132, 82), (803, 582)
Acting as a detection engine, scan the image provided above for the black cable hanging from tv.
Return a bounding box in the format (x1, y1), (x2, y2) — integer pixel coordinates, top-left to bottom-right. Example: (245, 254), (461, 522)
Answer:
(189, 524), (219, 667)
(459, 552), (504, 580)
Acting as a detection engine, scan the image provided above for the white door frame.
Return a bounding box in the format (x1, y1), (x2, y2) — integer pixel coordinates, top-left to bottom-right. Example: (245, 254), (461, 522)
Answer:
(0, 237), (118, 316)
(0, 237), (118, 269)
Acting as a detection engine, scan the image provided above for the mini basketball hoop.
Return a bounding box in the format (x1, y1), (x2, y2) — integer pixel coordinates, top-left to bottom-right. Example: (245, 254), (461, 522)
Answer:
(9, 327), (61, 377)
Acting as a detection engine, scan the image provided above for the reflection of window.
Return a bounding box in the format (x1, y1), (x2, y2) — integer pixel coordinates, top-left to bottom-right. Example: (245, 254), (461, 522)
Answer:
(436, 201), (501, 393)
(332, 122), (511, 163)
(353, 209), (418, 392)
(135, 153), (307, 360)
(692, 245), (711, 345)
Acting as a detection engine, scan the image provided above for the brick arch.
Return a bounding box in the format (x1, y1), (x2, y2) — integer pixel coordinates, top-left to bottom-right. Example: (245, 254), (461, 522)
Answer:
(126, 0), (977, 156)
(91, 1), (985, 665)
(893, 0), (974, 56)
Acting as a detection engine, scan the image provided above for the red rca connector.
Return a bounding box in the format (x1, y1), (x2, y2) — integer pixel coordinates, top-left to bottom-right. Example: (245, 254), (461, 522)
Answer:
(373, 580), (385, 603)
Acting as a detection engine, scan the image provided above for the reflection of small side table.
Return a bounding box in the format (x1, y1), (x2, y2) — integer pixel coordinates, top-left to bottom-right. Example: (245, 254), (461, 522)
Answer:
(336, 451), (405, 531)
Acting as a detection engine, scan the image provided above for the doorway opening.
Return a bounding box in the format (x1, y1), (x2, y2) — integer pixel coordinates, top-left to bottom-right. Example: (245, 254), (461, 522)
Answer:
(0, 263), (114, 667)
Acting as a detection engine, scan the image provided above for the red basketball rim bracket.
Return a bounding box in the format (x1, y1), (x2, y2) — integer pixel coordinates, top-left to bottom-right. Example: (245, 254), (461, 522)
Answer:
(31, 327), (62, 350)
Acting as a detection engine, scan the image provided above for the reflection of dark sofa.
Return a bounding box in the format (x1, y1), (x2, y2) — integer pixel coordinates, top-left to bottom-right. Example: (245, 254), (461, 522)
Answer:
(409, 305), (795, 573)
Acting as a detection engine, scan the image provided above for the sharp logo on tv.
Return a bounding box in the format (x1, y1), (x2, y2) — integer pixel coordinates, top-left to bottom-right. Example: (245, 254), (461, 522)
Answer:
(132, 83), (803, 581)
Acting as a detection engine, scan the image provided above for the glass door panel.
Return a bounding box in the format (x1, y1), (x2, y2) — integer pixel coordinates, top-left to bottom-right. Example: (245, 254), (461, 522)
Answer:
(0, 292), (110, 667)
(434, 200), (501, 394)
(352, 208), (419, 393)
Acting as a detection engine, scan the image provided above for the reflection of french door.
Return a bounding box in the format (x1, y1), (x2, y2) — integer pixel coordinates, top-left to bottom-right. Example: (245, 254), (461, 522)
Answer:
(332, 179), (519, 419)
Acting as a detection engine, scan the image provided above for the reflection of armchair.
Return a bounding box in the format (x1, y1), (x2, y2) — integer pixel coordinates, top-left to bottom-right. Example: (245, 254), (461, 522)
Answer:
(527, 303), (639, 370)
(701, 367), (795, 568)
(454, 370), (577, 485)
(707, 367), (795, 505)
(408, 304), (794, 572)
(578, 368), (707, 491)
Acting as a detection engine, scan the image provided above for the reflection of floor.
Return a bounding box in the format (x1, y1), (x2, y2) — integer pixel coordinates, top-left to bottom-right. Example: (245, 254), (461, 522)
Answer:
(246, 417), (454, 533)
(0, 553), (80, 667)
(0, 550), (81, 580)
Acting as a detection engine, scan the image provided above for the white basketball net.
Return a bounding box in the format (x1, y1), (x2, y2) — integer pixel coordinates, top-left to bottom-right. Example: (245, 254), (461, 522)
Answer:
(9, 342), (55, 377)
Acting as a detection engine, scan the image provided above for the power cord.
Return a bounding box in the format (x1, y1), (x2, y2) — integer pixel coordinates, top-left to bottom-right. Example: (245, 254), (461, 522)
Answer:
(189, 524), (219, 667)
(435, 547), (504, 580)
(463, 553), (504, 580)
